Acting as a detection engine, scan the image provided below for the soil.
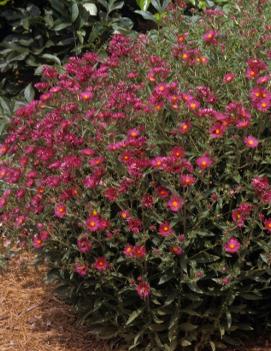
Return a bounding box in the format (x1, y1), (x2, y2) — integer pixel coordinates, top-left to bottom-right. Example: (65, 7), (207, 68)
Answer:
(0, 251), (109, 351)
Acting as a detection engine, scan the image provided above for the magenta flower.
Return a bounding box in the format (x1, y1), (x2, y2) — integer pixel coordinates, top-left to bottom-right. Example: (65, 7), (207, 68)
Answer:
(0, 144), (8, 156)
(256, 98), (271, 112)
(244, 135), (259, 148)
(224, 237), (241, 254)
(196, 154), (213, 170)
(223, 72), (236, 83)
(77, 236), (92, 253)
(136, 281), (151, 300)
(79, 91), (93, 101)
(178, 120), (191, 134)
(203, 30), (219, 45)
(123, 244), (134, 257)
(86, 215), (101, 231)
(251, 176), (270, 192)
(159, 222), (173, 237)
(54, 204), (66, 218)
(170, 246), (184, 256)
(169, 146), (185, 159)
(209, 123), (225, 138)
(167, 195), (184, 212)
(257, 75), (270, 85)
(180, 174), (196, 187)
(32, 236), (44, 249)
(39, 230), (50, 241)
(264, 219), (271, 233)
(94, 257), (109, 271)
(75, 262), (89, 277)
(133, 245), (146, 258)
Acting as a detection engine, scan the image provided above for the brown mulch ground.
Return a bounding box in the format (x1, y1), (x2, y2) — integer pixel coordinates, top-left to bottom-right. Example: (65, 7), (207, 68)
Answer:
(0, 251), (271, 351)
(0, 252), (110, 351)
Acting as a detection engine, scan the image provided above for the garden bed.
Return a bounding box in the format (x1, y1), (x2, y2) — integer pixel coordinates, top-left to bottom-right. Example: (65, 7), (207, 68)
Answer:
(0, 252), (110, 351)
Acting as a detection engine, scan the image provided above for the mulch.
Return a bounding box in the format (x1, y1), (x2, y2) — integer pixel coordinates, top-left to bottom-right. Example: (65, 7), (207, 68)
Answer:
(0, 251), (110, 351)
(0, 250), (271, 351)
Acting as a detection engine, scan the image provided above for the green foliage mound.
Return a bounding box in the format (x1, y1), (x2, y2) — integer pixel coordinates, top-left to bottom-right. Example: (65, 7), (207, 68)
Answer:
(1, 1), (271, 350)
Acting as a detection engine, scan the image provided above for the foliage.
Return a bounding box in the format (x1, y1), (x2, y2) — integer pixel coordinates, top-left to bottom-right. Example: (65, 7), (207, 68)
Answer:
(0, 85), (35, 141)
(1, 0), (271, 349)
(0, 0), (135, 97)
(186, 0), (230, 11)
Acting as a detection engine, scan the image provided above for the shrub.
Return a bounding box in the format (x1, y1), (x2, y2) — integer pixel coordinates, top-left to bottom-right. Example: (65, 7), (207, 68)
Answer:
(1, 0), (271, 349)
(0, 0), (137, 97)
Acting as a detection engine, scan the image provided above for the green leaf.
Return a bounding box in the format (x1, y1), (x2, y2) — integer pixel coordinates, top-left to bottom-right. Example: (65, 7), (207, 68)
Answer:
(126, 307), (144, 325)
(83, 3), (98, 16)
(179, 323), (198, 331)
(180, 339), (192, 347)
(136, 0), (151, 11)
(71, 2), (79, 22)
(24, 83), (35, 102)
(108, 0), (124, 14)
(129, 330), (144, 350)
(226, 311), (232, 329)
(187, 282), (204, 294)
(41, 53), (61, 65)
(134, 10), (155, 22)
(158, 273), (174, 285)
(54, 22), (72, 31)
(210, 341), (216, 351)
(0, 97), (11, 115)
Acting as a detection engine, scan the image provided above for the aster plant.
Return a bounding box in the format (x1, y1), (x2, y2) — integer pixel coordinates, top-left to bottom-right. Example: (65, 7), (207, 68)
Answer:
(1, 0), (271, 350)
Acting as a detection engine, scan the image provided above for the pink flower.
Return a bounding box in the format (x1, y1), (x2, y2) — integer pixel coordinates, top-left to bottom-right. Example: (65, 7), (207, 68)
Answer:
(223, 72), (236, 83)
(167, 195), (184, 212)
(86, 215), (101, 231)
(231, 203), (252, 228)
(54, 204), (66, 218)
(159, 222), (173, 237)
(0, 144), (8, 156)
(80, 91), (93, 101)
(156, 186), (170, 199)
(141, 194), (154, 208)
(251, 176), (269, 192)
(264, 219), (271, 233)
(94, 257), (109, 271)
(75, 262), (89, 277)
(32, 236), (44, 249)
(39, 230), (50, 241)
(244, 135), (259, 148)
(257, 75), (270, 85)
(256, 98), (271, 112)
(169, 146), (185, 159)
(123, 244), (134, 257)
(186, 99), (200, 111)
(136, 281), (151, 300)
(120, 210), (130, 220)
(209, 123), (225, 138)
(224, 237), (241, 254)
(180, 174), (196, 187)
(178, 120), (191, 134)
(133, 245), (146, 258)
(127, 128), (140, 139)
(196, 155), (213, 170)
(203, 30), (219, 45)
(104, 187), (118, 202)
(77, 236), (92, 253)
(170, 246), (183, 256)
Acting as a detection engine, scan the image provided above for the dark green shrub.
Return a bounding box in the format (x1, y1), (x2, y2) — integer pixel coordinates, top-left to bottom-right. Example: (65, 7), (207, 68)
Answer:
(0, 0), (136, 96)
(1, 0), (271, 350)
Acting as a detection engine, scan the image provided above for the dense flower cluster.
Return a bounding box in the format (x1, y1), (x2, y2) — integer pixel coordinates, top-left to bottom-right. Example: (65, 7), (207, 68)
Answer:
(1, 1), (271, 350)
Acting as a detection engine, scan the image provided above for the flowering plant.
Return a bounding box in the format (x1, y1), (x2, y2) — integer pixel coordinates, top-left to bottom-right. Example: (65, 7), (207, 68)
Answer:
(1, 0), (271, 350)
